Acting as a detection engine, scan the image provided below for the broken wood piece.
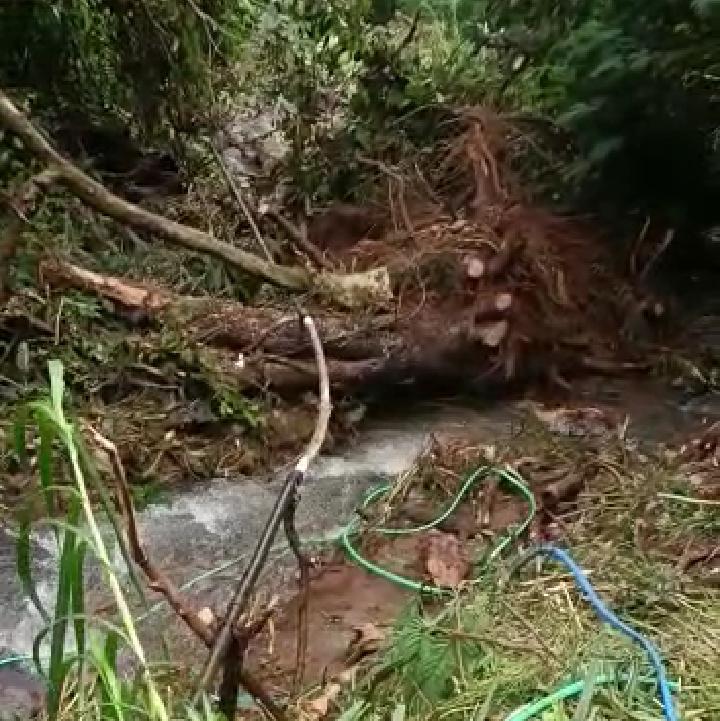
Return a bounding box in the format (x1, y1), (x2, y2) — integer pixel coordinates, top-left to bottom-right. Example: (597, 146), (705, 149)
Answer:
(472, 319), (508, 347)
(40, 258), (173, 312)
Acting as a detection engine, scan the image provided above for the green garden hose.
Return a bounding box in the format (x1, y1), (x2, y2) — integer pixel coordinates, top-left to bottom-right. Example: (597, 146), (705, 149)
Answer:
(504, 675), (680, 721)
(340, 464), (536, 595)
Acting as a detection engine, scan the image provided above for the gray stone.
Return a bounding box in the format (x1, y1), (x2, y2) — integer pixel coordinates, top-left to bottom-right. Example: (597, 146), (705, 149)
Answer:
(0, 668), (45, 721)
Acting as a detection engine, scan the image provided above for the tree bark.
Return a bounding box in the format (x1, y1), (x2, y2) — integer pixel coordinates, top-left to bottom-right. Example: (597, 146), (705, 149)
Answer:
(40, 258), (508, 394)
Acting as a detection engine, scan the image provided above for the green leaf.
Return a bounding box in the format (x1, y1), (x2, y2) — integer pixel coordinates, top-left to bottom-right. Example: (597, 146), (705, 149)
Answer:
(46, 495), (82, 721)
(33, 406), (57, 520)
(95, 632), (123, 721)
(572, 663), (600, 721)
(72, 539), (88, 660)
(337, 700), (367, 721)
(16, 512), (50, 624)
(48, 359), (66, 425)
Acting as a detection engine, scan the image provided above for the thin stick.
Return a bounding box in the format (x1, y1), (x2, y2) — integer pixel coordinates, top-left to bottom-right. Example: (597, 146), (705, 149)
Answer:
(265, 208), (333, 270)
(210, 144), (274, 263)
(639, 228), (674, 281)
(283, 496), (309, 690)
(629, 215), (651, 277)
(197, 314), (331, 711)
(90, 428), (286, 721)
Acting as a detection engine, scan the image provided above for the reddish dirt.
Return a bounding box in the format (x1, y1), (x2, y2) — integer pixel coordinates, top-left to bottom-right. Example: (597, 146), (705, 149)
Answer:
(248, 559), (409, 692)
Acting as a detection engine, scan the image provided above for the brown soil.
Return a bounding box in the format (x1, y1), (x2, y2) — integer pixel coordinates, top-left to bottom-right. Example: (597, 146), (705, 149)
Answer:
(248, 559), (410, 692)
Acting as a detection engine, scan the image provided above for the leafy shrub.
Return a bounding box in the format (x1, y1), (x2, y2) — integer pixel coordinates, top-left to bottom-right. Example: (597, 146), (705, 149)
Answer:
(481, 0), (720, 237)
(0, 0), (239, 139)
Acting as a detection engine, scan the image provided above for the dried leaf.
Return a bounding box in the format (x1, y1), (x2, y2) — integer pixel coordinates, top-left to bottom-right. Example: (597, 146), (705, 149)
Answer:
(345, 622), (387, 662)
(419, 531), (470, 589)
(530, 405), (613, 437)
(305, 683), (342, 719)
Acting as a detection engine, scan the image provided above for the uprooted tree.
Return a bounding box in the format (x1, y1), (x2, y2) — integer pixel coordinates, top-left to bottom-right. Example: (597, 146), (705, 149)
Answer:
(1, 90), (661, 400)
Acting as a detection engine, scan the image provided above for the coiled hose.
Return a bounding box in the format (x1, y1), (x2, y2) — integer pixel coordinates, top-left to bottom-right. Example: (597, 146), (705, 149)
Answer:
(341, 465), (536, 595)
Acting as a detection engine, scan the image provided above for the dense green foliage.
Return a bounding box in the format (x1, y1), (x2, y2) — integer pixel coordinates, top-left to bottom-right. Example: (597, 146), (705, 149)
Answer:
(2, 0), (720, 241)
(478, 0), (720, 235)
(0, 0), (237, 136)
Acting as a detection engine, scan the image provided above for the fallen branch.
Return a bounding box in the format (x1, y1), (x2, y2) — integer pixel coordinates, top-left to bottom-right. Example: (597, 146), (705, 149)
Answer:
(89, 428), (286, 721)
(0, 89), (390, 308)
(39, 258), (510, 394)
(197, 313), (332, 714)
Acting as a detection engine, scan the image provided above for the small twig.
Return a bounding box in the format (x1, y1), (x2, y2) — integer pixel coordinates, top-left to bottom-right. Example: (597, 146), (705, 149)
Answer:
(638, 228), (675, 281)
(658, 492), (720, 508)
(264, 207), (333, 270)
(357, 156), (413, 234)
(53, 296), (65, 346)
(210, 144), (274, 263)
(629, 216), (651, 277)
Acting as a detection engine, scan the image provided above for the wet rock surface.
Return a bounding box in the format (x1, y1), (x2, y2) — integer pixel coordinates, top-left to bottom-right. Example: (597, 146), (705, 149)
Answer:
(0, 666), (45, 721)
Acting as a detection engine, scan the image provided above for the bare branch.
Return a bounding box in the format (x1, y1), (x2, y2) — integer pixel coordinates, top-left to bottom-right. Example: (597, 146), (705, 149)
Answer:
(210, 143), (275, 263)
(89, 429), (216, 646)
(264, 207), (334, 270)
(0, 88), (390, 307)
(198, 314), (332, 712)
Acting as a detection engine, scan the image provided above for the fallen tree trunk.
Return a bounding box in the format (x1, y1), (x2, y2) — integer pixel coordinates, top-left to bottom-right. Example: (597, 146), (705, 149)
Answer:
(0, 89), (391, 308)
(40, 258), (511, 394)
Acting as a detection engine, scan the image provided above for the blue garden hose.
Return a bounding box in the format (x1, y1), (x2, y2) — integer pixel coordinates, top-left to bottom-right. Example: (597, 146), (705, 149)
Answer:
(513, 545), (679, 721)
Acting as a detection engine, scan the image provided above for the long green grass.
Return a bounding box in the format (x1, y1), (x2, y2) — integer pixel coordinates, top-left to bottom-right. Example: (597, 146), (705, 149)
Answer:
(14, 360), (220, 721)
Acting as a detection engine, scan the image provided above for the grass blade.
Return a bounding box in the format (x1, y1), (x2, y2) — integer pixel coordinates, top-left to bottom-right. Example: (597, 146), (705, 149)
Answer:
(47, 496), (81, 721)
(16, 511), (50, 624)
